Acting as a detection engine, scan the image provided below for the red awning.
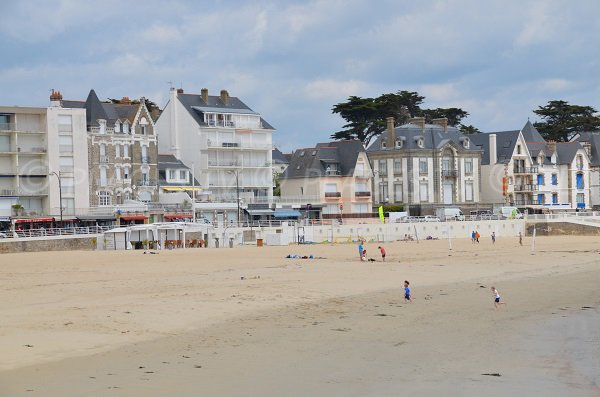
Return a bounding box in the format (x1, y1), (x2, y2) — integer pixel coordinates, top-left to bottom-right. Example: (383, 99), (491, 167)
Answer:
(164, 213), (193, 220)
(14, 217), (55, 223)
(120, 215), (148, 221)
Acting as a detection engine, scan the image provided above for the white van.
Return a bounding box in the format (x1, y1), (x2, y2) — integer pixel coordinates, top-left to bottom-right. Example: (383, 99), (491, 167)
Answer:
(499, 207), (523, 219)
(435, 207), (465, 221)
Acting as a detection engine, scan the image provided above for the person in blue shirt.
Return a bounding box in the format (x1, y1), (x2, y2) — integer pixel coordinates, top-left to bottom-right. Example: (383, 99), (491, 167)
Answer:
(404, 280), (412, 303)
(358, 241), (364, 260)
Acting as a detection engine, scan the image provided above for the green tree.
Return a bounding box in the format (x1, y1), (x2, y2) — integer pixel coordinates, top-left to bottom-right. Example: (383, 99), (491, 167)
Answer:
(420, 107), (469, 126)
(533, 100), (600, 142)
(459, 124), (480, 134)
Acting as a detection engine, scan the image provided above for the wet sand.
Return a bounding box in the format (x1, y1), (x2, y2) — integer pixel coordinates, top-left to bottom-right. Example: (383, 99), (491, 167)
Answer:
(0, 236), (599, 396)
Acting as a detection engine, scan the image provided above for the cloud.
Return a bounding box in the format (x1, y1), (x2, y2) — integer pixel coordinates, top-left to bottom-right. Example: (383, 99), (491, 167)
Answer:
(304, 79), (371, 101)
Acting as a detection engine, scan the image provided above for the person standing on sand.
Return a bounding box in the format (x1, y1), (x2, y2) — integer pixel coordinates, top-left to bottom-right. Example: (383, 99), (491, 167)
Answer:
(475, 231), (480, 243)
(404, 280), (412, 303)
(491, 286), (506, 310)
(378, 246), (386, 262)
(519, 232), (523, 246)
(491, 231), (496, 244)
(471, 230), (476, 243)
(358, 241), (364, 260)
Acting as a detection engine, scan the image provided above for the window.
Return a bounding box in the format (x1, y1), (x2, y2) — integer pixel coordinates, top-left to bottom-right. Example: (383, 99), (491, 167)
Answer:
(465, 181), (474, 201)
(538, 154), (544, 165)
(323, 204), (339, 215)
(99, 143), (106, 156)
(417, 138), (424, 148)
(379, 183), (389, 202)
(325, 183), (337, 193)
(462, 138), (470, 149)
(58, 115), (73, 134)
(393, 159), (402, 175)
(465, 158), (473, 175)
(395, 139), (403, 149)
(537, 194), (545, 204)
(552, 193), (558, 204)
(378, 159), (387, 176)
(355, 182), (367, 192)
(576, 173), (584, 189)
(352, 203), (369, 214)
(99, 191), (111, 206)
(381, 140), (387, 149)
(59, 156), (74, 172)
(577, 193), (585, 205)
(394, 183), (403, 202)
(551, 174), (557, 185)
(169, 170), (176, 180)
(537, 174), (544, 186)
(114, 121), (120, 133)
(99, 120), (106, 134)
(115, 144), (120, 158)
(140, 117), (148, 135)
(123, 122), (130, 134)
(123, 167), (130, 179)
(115, 167), (121, 180)
(419, 158), (428, 174)
(123, 144), (129, 158)
(100, 167), (108, 186)
(419, 181), (429, 202)
(442, 158), (451, 171)
(517, 145), (521, 154)
(180, 170), (187, 180)
(140, 125), (147, 135)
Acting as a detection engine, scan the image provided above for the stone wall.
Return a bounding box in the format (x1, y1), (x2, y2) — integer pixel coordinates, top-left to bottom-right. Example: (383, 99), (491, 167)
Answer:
(0, 235), (98, 254)
(526, 222), (600, 236)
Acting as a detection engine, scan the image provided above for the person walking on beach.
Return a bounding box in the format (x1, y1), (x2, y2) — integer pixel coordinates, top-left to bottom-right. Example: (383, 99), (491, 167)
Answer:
(491, 286), (506, 310)
(358, 241), (364, 260)
(475, 231), (480, 243)
(471, 230), (476, 243)
(404, 280), (412, 303)
(491, 231), (496, 244)
(519, 232), (523, 246)
(378, 246), (386, 262)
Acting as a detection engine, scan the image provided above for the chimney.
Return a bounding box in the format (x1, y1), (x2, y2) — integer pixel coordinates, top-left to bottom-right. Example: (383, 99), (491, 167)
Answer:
(120, 96), (131, 104)
(176, 88), (184, 95)
(489, 133), (497, 164)
(49, 89), (62, 107)
(201, 88), (209, 104)
(582, 141), (592, 158)
(220, 89), (229, 105)
(386, 117), (395, 148)
(431, 117), (448, 133)
(409, 116), (426, 129)
(547, 140), (557, 155)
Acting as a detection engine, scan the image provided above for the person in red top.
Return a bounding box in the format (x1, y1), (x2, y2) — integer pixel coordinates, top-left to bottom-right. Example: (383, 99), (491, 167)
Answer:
(377, 246), (386, 261)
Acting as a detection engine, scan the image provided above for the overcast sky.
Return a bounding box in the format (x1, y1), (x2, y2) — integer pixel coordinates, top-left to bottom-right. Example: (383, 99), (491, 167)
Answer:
(2, 0), (600, 151)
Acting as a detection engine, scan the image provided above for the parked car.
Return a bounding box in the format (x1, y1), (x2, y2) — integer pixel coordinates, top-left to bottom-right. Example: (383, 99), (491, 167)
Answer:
(436, 207), (465, 221)
(424, 215), (440, 222)
(0, 232), (7, 238)
(197, 218), (212, 225)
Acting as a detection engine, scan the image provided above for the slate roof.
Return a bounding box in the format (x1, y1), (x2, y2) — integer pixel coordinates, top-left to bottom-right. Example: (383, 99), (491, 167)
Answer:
(469, 130), (521, 165)
(367, 123), (479, 155)
(555, 142), (584, 165)
(272, 148), (289, 164)
(176, 93), (274, 130)
(520, 120), (545, 142)
(158, 154), (199, 186)
(282, 140), (365, 179)
(576, 132), (600, 166)
(63, 89), (139, 128)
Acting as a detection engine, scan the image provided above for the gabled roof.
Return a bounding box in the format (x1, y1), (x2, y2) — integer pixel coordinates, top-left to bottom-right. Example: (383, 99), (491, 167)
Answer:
(176, 92), (274, 130)
(367, 122), (479, 154)
(272, 148), (289, 164)
(282, 140), (365, 179)
(576, 132), (600, 166)
(470, 130), (521, 165)
(158, 154), (199, 186)
(521, 120), (545, 142)
(555, 142), (584, 165)
(64, 89), (140, 128)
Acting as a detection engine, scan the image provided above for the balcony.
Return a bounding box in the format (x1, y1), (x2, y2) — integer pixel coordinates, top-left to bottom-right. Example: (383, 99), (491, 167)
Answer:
(512, 199), (535, 206)
(325, 170), (341, 176)
(355, 191), (371, 198)
(17, 188), (49, 196)
(141, 156), (150, 164)
(137, 179), (157, 187)
(0, 122), (15, 132)
(99, 155), (109, 163)
(206, 139), (272, 151)
(442, 169), (458, 177)
(0, 188), (17, 196)
(513, 184), (539, 192)
(514, 167), (538, 174)
(324, 192), (341, 198)
(18, 146), (47, 154)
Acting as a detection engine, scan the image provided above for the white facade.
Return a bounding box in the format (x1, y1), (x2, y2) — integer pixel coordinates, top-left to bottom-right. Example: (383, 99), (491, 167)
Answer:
(0, 105), (89, 218)
(156, 88), (274, 205)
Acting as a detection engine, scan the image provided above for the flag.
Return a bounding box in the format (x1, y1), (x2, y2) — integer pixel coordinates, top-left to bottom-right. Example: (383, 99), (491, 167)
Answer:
(378, 206), (385, 223)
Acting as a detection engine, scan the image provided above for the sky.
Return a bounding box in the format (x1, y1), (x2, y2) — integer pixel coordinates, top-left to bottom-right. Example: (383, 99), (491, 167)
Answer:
(2, 0), (600, 152)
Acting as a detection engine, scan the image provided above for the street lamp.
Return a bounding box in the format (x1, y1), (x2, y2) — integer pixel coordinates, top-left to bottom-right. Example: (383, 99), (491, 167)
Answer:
(227, 170), (240, 225)
(49, 171), (63, 224)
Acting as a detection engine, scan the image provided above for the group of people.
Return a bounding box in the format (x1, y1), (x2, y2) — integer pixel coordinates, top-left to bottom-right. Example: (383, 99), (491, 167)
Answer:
(358, 240), (386, 262)
(471, 230), (500, 244)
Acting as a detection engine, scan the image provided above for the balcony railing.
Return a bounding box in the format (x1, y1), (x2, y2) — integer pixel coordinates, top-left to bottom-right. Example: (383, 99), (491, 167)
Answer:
(514, 167), (538, 174)
(513, 184), (539, 192)
(99, 155), (109, 163)
(19, 146), (47, 154)
(141, 156), (150, 164)
(0, 123), (15, 132)
(355, 191), (371, 197)
(0, 144), (17, 153)
(325, 170), (341, 176)
(137, 179), (157, 187)
(442, 169), (458, 177)
(512, 199), (535, 206)
(206, 120), (263, 129)
(206, 139), (273, 150)
(0, 188), (17, 195)
(324, 192), (341, 198)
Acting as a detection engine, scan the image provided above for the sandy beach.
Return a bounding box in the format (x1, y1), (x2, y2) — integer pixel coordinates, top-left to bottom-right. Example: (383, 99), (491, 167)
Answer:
(0, 235), (599, 396)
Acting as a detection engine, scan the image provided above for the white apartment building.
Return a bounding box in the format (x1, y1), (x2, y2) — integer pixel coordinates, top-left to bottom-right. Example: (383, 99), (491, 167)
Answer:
(156, 88), (275, 221)
(0, 92), (89, 220)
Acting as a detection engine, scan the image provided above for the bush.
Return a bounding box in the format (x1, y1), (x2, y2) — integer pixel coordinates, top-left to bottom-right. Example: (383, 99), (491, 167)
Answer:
(382, 204), (404, 213)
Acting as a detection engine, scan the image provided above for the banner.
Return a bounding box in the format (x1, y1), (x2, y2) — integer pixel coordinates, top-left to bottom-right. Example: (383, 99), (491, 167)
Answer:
(378, 206), (385, 223)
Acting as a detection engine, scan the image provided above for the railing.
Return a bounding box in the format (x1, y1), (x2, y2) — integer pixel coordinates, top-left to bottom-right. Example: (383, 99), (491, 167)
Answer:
(137, 179), (157, 187)
(514, 167), (538, 174)
(513, 184), (539, 192)
(0, 189), (17, 195)
(206, 140), (272, 150)
(18, 146), (47, 154)
(0, 122), (15, 131)
(326, 170), (341, 176)
(442, 169), (458, 177)
(355, 191), (371, 197)
(14, 188), (49, 195)
(141, 156), (150, 164)
(206, 120), (263, 129)
(3, 226), (112, 239)
(324, 192), (341, 198)
(99, 155), (109, 163)
(512, 199), (535, 206)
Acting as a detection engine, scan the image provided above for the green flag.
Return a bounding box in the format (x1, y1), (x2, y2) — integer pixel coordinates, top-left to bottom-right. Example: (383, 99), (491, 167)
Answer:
(378, 206), (385, 223)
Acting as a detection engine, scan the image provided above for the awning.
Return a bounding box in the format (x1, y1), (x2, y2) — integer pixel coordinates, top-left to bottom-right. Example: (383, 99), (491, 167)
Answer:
(14, 217), (55, 223)
(162, 186), (203, 191)
(273, 210), (302, 218)
(164, 213), (193, 219)
(0, 216), (10, 222)
(245, 209), (274, 216)
(120, 215), (148, 221)
(77, 215), (116, 221)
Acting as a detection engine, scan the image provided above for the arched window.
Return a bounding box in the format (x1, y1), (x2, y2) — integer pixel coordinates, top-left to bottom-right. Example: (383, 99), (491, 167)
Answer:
(140, 117), (148, 135)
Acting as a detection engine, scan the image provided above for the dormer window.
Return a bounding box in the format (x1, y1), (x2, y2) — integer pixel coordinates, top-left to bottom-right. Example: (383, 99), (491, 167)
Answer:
(462, 138), (470, 149)
(140, 117), (148, 135)
(381, 140), (387, 149)
(417, 138), (424, 148)
(538, 154), (544, 165)
(114, 121), (121, 133)
(123, 121), (130, 134)
(395, 139), (403, 149)
(99, 119), (106, 134)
